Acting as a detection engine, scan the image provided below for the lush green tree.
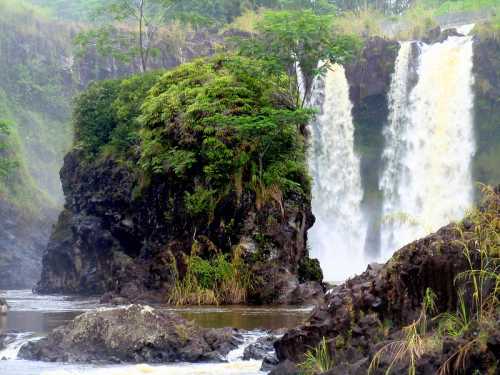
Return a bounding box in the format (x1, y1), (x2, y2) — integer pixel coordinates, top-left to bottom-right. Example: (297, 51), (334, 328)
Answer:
(238, 9), (361, 106)
(75, 0), (180, 72)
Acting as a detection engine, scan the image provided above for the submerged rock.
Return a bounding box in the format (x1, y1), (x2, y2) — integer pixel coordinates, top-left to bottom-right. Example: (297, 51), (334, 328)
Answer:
(19, 304), (241, 363)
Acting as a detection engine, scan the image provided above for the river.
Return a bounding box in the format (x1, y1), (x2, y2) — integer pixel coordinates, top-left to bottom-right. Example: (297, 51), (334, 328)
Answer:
(0, 290), (312, 375)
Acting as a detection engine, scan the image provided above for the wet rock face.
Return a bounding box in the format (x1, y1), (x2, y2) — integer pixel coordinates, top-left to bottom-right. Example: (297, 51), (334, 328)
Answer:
(344, 37), (399, 258)
(345, 37), (399, 108)
(472, 36), (500, 185)
(0, 201), (57, 289)
(36, 150), (321, 304)
(19, 304), (241, 363)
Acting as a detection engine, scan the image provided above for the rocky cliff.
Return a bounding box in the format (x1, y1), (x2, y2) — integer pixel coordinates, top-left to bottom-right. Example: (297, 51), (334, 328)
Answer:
(0, 201), (56, 289)
(472, 33), (500, 186)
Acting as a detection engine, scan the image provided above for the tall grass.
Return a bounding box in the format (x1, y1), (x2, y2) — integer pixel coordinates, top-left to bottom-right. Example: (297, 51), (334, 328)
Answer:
(368, 288), (438, 375)
(333, 9), (384, 37)
(223, 8), (263, 33)
(298, 337), (335, 375)
(168, 245), (253, 306)
(435, 185), (499, 374)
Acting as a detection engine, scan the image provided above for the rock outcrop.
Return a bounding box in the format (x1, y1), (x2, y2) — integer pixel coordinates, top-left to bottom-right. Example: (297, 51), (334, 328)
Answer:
(36, 142), (321, 304)
(19, 304), (241, 363)
(274, 188), (500, 374)
(472, 33), (500, 185)
(0, 297), (7, 315)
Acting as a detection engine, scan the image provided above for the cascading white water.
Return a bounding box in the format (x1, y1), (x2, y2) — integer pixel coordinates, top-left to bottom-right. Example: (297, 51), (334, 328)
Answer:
(380, 34), (476, 260)
(308, 65), (367, 281)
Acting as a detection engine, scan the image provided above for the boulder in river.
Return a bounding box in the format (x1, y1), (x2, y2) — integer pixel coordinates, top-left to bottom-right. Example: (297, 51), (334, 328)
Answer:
(0, 298), (8, 315)
(19, 304), (242, 363)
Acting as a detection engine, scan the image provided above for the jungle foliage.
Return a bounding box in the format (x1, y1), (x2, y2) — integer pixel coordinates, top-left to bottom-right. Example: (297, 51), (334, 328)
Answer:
(74, 56), (312, 215)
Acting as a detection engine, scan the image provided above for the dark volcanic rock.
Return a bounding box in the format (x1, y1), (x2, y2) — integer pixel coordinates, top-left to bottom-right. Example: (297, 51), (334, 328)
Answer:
(19, 304), (241, 363)
(274, 190), (500, 374)
(243, 335), (276, 361)
(345, 37), (399, 108)
(472, 35), (500, 185)
(36, 148), (320, 304)
(268, 359), (299, 375)
(422, 26), (462, 44)
(244, 334), (280, 371)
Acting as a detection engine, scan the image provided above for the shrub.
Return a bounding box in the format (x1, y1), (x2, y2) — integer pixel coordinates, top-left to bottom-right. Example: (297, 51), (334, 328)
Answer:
(298, 257), (323, 283)
(168, 246), (252, 305)
(73, 71), (162, 157)
(138, 55), (312, 217)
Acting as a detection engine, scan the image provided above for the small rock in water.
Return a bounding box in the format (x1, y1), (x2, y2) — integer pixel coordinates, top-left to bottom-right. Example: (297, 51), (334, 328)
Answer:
(0, 298), (8, 315)
(19, 304), (240, 364)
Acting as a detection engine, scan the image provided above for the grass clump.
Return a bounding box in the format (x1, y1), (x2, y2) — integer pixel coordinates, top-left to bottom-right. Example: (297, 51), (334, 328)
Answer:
(168, 245), (252, 306)
(435, 184), (499, 374)
(298, 337), (335, 375)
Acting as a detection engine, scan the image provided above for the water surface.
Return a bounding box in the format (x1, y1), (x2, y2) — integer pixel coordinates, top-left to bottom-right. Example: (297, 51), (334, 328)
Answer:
(0, 290), (312, 375)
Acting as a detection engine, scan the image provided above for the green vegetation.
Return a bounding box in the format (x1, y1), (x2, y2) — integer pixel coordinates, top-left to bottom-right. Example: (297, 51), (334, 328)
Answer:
(0, 120), (17, 180)
(238, 10), (361, 105)
(75, 0), (180, 72)
(73, 71), (163, 157)
(369, 288), (439, 375)
(0, 0), (74, 208)
(422, 0), (500, 16)
(137, 55), (312, 220)
(169, 245), (252, 305)
(298, 337), (335, 375)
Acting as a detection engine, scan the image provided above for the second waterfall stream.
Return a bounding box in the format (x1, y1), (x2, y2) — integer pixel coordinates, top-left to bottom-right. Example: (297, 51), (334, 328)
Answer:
(379, 32), (476, 260)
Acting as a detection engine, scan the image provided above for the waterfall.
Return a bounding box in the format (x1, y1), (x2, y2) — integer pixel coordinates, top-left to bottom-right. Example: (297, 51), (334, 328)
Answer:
(308, 65), (367, 281)
(379, 41), (414, 259)
(380, 35), (475, 260)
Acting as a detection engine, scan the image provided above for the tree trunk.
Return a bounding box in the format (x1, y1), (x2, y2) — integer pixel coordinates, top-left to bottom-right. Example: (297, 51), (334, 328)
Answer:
(139, 0), (147, 72)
